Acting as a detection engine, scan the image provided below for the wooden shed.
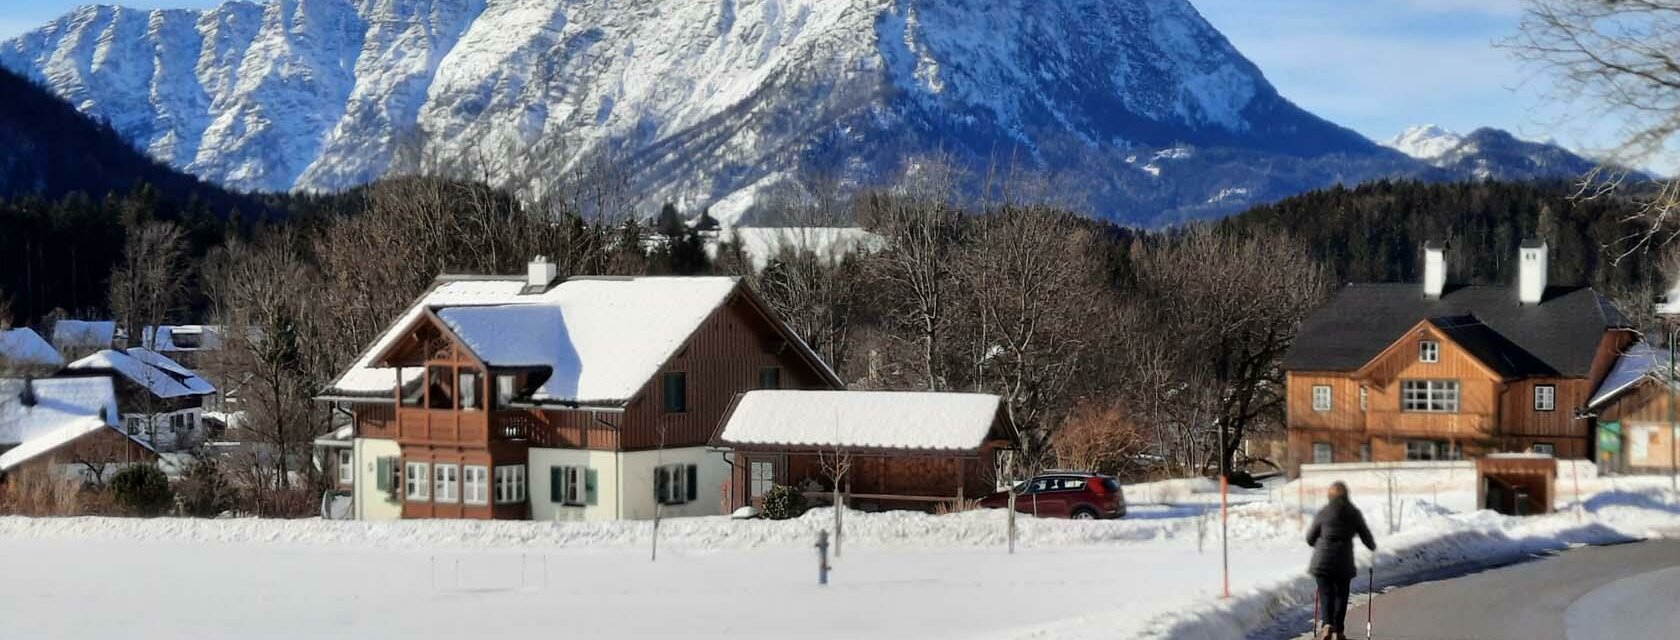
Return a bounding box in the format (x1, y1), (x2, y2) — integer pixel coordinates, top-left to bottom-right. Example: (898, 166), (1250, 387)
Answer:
(1477, 454), (1555, 516)
(712, 390), (1015, 512)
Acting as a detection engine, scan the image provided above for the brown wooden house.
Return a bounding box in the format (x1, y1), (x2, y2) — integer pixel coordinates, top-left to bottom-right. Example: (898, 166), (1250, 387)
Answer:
(316, 261), (843, 521)
(712, 389), (1014, 512)
(0, 377), (156, 482)
(1584, 342), (1680, 473)
(1281, 241), (1636, 476)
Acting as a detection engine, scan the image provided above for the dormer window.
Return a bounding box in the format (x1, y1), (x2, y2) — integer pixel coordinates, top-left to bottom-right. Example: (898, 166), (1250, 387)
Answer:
(1419, 340), (1440, 363)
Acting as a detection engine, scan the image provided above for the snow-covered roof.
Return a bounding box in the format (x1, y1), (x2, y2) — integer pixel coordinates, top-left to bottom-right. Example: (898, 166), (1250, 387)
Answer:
(51, 320), (115, 349)
(66, 349), (215, 399)
(713, 227), (885, 271)
(142, 325), (227, 352)
(0, 328), (63, 368)
(1589, 342), (1671, 408)
(715, 390), (1006, 452)
(327, 275), (811, 406)
(0, 417), (123, 472)
(0, 376), (119, 445)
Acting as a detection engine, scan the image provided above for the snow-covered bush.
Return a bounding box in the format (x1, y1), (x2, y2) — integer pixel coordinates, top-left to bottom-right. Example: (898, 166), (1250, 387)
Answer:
(760, 484), (806, 520)
(110, 465), (173, 516)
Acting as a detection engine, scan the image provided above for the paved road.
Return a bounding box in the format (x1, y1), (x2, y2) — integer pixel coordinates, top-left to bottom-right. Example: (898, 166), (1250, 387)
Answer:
(1344, 540), (1680, 640)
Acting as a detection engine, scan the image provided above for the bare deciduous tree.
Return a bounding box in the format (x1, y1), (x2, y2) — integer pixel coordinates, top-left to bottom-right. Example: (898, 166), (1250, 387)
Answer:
(858, 158), (968, 390)
(1506, 0), (1680, 255)
(109, 221), (187, 347)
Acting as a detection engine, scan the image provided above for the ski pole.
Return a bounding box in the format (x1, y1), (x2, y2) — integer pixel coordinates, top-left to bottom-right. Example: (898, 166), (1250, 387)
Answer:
(1366, 559), (1375, 640)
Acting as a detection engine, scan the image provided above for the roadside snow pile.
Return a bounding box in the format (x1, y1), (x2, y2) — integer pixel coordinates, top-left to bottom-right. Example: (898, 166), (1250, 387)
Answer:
(1123, 485), (1680, 640)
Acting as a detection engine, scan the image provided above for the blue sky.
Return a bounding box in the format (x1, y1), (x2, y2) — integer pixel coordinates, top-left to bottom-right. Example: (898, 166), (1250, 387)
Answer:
(0, 0), (1617, 159)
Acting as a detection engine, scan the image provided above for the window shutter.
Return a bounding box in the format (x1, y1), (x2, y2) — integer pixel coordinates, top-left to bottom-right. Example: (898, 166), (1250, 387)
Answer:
(686, 464), (698, 502)
(550, 467), (564, 504)
(376, 457), (391, 491)
(585, 468), (598, 505)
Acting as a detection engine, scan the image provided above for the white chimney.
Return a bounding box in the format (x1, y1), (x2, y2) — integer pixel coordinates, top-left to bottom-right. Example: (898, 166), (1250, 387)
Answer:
(527, 256), (558, 290)
(1423, 241), (1446, 299)
(1518, 239), (1548, 305)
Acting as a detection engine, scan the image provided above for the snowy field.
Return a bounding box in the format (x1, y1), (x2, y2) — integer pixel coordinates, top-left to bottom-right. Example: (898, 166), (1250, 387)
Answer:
(3, 476), (1679, 640)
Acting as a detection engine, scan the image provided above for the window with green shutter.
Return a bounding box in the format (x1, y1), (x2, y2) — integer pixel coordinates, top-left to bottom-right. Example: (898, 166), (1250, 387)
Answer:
(376, 457), (391, 491)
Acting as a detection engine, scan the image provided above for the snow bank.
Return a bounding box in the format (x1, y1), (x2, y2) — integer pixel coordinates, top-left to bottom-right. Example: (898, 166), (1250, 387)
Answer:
(1126, 485), (1680, 640)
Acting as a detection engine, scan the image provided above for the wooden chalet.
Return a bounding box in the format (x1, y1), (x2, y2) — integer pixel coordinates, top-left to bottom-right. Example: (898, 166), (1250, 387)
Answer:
(316, 260), (843, 521)
(712, 390), (1014, 512)
(62, 348), (216, 452)
(1281, 240), (1636, 476)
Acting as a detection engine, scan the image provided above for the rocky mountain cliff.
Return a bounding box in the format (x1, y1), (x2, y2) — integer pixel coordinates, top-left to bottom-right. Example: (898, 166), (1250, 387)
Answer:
(2, 0), (1441, 224)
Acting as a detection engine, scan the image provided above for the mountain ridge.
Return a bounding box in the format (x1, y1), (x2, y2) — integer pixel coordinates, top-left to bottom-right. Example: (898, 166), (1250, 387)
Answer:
(0, 0), (1575, 224)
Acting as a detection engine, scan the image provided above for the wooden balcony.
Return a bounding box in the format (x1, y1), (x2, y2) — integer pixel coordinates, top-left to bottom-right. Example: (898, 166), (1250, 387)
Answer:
(371, 407), (548, 446)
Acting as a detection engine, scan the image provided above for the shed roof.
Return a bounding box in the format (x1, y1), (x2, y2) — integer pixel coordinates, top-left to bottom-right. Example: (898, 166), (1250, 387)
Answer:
(714, 390), (1006, 453)
(1588, 342), (1671, 409)
(1284, 284), (1628, 377)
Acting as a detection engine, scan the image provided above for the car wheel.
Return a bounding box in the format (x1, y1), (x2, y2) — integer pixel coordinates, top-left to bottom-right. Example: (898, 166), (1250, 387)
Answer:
(1071, 507), (1098, 520)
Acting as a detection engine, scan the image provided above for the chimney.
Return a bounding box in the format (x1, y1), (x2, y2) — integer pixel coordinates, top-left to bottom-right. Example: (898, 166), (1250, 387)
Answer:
(1423, 241), (1447, 299)
(1518, 239), (1548, 304)
(526, 256), (558, 290)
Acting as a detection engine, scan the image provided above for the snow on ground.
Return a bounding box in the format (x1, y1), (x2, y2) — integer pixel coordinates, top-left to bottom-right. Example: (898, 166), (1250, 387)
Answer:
(2, 476), (1679, 639)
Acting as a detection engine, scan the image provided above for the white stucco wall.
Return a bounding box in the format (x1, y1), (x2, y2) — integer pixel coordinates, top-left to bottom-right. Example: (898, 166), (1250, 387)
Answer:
(617, 446), (733, 520)
(353, 438), (402, 521)
(528, 448), (621, 522)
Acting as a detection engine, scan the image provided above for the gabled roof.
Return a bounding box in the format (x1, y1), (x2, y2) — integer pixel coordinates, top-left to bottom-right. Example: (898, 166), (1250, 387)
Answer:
(324, 275), (841, 406)
(142, 325), (228, 352)
(0, 328), (63, 368)
(0, 376), (118, 445)
(51, 320), (115, 349)
(714, 390), (1007, 453)
(1283, 284), (1630, 377)
(1589, 342), (1671, 409)
(66, 349), (215, 399)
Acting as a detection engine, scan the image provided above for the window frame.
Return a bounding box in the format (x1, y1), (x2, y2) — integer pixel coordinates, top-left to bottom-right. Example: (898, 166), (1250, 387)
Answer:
(1400, 379), (1460, 413)
(662, 372), (688, 414)
(1359, 387), (1368, 412)
(748, 460), (776, 498)
(1311, 442), (1333, 465)
(337, 449), (354, 485)
(1311, 385), (1332, 412)
(551, 465), (585, 506)
(458, 370), (481, 411)
(1532, 443), (1556, 456)
(1419, 340), (1440, 363)
(463, 465), (489, 505)
(1533, 384), (1556, 412)
(655, 463), (698, 505)
(404, 461), (430, 502)
(433, 463), (460, 503)
(758, 367), (782, 390)
(494, 464), (527, 504)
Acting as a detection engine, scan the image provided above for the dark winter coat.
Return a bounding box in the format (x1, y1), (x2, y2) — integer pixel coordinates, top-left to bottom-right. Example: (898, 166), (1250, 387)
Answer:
(1306, 496), (1376, 579)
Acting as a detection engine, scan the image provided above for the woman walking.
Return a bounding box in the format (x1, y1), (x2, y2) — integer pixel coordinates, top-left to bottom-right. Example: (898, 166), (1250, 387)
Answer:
(1306, 481), (1376, 640)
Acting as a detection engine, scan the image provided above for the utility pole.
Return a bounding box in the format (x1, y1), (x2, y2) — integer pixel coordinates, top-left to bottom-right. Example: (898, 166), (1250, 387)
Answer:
(1218, 418), (1229, 600)
(1669, 325), (1676, 492)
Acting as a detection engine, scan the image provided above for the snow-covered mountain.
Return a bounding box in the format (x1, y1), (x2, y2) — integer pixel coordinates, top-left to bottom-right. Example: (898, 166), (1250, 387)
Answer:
(1383, 125), (1464, 162)
(1, 0), (1426, 224)
(1383, 125), (1629, 182)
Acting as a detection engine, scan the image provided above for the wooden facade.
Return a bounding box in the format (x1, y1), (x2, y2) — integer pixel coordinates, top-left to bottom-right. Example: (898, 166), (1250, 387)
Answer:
(1286, 320), (1628, 475)
(0, 425), (156, 481)
(1592, 379), (1680, 473)
(346, 283), (842, 520)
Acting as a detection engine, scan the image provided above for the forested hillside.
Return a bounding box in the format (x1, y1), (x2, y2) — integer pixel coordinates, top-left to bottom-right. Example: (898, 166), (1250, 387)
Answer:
(1221, 179), (1663, 294)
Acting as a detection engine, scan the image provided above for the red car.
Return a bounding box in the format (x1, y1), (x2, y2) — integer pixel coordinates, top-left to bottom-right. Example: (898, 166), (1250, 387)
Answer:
(978, 472), (1127, 519)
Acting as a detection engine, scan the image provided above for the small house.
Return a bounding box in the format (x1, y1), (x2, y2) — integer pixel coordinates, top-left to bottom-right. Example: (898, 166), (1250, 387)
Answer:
(712, 389), (1015, 512)
(64, 348), (216, 451)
